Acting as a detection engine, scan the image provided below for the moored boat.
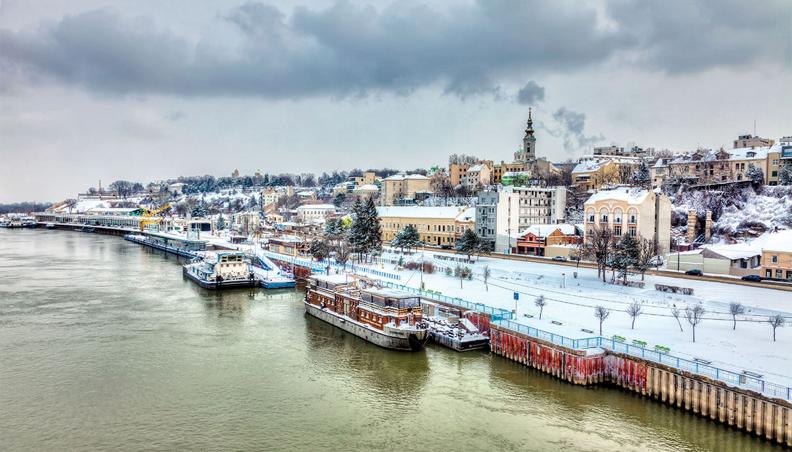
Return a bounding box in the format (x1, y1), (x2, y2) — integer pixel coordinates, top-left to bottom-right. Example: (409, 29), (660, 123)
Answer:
(183, 251), (257, 289)
(305, 274), (429, 351)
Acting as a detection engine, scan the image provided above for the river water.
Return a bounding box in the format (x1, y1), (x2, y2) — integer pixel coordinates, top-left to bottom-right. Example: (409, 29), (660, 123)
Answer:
(0, 229), (780, 451)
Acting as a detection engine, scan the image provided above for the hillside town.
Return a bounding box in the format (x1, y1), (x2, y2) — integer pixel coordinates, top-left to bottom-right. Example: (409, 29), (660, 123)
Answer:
(14, 111), (791, 284)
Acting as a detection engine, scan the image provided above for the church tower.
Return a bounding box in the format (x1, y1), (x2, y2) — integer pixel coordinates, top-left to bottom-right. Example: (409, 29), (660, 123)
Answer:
(515, 108), (536, 163)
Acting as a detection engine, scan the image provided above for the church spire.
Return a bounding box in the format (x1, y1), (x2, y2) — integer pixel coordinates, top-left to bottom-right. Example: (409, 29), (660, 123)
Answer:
(525, 108), (534, 137)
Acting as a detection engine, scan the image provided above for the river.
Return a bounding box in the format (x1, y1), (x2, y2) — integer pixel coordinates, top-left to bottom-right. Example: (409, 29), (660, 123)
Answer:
(0, 229), (780, 451)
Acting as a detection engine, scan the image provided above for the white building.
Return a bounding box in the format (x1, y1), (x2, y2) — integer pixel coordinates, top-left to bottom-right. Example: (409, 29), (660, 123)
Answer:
(476, 190), (520, 254)
(505, 185), (566, 228)
(296, 204), (336, 223)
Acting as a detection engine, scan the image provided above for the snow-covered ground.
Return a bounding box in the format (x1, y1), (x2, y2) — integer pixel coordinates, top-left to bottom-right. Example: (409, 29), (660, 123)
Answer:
(345, 248), (792, 388)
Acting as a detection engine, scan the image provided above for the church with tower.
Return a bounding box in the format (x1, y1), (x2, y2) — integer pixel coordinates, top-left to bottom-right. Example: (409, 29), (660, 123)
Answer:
(491, 109), (558, 185)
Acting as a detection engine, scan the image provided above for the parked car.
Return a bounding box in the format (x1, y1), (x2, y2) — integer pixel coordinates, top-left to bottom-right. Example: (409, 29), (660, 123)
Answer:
(552, 256), (567, 262)
(741, 274), (762, 282)
(685, 269), (703, 276)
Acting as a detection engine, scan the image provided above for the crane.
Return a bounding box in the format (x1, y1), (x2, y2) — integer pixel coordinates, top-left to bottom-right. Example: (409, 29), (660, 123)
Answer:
(139, 203), (171, 232)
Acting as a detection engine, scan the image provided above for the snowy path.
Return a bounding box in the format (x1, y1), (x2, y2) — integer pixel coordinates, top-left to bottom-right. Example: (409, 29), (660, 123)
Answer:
(359, 248), (792, 387)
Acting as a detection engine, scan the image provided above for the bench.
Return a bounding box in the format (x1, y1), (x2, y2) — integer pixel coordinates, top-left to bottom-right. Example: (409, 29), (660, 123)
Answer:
(612, 335), (626, 343)
(654, 345), (671, 354)
(632, 339), (647, 347)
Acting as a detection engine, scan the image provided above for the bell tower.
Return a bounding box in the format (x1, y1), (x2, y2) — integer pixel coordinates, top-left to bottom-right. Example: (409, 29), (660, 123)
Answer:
(515, 108), (536, 163)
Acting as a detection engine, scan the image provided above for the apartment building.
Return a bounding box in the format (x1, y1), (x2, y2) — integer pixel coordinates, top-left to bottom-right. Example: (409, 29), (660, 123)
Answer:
(475, 190), (520, 254)
(583, 186), (672, 254)
(379, 173), (431, 206)
(377, 206), (475, 247)
(461, 163), (492, 189)
(504, 185), (566, 228)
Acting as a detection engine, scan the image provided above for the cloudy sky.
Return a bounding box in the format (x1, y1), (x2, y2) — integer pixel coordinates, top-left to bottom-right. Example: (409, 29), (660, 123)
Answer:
(1, 0), (790, 202)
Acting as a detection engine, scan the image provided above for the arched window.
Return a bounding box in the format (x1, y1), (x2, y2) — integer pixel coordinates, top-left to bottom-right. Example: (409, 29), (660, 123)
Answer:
(628, 208), (638, 225)
(586, 209), (595, 223)
(613, 208), (623, 224)
(599, 208), (609, 224)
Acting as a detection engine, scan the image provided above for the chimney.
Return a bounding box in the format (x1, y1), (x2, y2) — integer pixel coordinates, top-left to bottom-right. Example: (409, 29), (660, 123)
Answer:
(687, 210), (697, 244)
(704, 210), (713, 242)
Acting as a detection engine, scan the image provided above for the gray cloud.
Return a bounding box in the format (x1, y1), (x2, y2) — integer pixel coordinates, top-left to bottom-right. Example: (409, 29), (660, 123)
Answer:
(516, 81), (545, 105)
(550, 107), (604, 151)
(606, 0), (792, 73)
(0, 0), (625, 99)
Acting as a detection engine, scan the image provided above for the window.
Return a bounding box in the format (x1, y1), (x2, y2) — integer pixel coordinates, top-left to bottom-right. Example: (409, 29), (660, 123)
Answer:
(628, 227), (637, 237)
(627, 209), (638, 224)
(614, 225), (622, 236)
(776, 269), (783, 278)
(772, 255), (778, 263)
(613, 208), (623, 224)
(586, 209), (595, 223)
(599, 208), (609, 224)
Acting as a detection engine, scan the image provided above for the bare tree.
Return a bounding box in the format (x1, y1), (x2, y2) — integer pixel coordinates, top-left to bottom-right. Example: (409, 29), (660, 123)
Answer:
(586, 225), (614, 282)
(768, 315), (785, 342)
(482, 265), (491, 291)
(729, 302), (745, 331)
(594, 306), (611, 335)
(671, 306), (684, 332)
(535, 295), (547, 320)
(685, 305), (706, 342)
(634, 238), (657, 281)
(627, 301), (643, 329)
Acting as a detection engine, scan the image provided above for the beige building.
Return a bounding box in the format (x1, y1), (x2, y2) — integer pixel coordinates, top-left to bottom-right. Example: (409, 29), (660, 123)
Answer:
(734, 134), (774, 149)
(572, 159), (623, 191)
(583, 186), (672, 254)
(461, 163), (492, 189)
(379, 173), (431, 206)
(377, 206), (475, 247)
(664, 145), (783, 187)
(759, 230), (792, 281)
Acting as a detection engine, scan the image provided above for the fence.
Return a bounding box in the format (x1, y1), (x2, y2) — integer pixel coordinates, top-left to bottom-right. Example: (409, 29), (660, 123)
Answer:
(382, 281), (513, 320)
(492, 318), (792, 401)
(261, 250), (401, 281)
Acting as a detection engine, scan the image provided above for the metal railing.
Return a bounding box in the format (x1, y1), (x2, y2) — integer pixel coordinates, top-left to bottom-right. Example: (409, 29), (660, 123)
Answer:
(382, 281), (513, 320)
(261, 250), (401, 281)
(492, 318), (792, 401)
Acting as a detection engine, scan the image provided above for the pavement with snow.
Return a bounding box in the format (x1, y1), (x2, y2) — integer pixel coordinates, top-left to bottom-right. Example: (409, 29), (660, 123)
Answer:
(342, 248), (792, 388)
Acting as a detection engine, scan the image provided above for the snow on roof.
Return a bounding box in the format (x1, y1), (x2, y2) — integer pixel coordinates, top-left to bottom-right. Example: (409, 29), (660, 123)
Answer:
(376, 206), (475, 221)
(467, 164), (485, 172)
(296, 204), (336, 210)
(702, 243), (761, 260)
(755, 229), (792, 253)
(728, 146), (770, 160)
(297, 191), (314, 196)
(519, 224), (578, 238)
(383, 173), (429, 181)
(86, 207), (142, 213)
(584, 186), (650, 205)
(353, 184), (379, 192)
(311, 274), (354, 285)
(572, 160), (609, 174)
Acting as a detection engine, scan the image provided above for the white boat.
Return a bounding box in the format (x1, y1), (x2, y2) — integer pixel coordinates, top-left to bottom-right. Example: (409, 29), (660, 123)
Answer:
(182, 251), (257, 289)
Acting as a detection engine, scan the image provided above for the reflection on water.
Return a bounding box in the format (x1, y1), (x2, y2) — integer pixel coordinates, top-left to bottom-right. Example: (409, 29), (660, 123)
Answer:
(0, 229), (780, 452)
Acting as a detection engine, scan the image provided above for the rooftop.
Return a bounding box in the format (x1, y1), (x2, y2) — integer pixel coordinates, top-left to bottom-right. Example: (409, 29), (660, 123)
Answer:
(584, 186), (651, 205)
(376, 206), (475, 221)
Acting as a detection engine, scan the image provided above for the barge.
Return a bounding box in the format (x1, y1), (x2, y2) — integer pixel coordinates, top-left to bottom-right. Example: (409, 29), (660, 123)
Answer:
(305, 274), (429, 351)
(183, 251), (257, 289)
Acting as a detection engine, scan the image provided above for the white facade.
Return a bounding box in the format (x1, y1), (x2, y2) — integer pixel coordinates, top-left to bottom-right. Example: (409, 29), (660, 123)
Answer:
(296, 204), (336, 223)
(476, 191), (520, 254)
(504, 185), (566, 228)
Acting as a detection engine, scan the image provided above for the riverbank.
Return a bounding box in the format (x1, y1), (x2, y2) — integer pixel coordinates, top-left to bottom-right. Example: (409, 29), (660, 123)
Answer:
(0, 229), (784, 451)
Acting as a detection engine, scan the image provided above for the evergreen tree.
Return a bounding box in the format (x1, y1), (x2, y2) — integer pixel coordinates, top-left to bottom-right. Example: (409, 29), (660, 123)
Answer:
(611, 233), (639, 283)
(363, 197), (382, 258)
(630, 161), (651, 189)
(456, 229), (480, 260)
(309, 238), (330, 261)
(779, 164), (792, 186)
(348, 199), (368, 260)
(746, 164), (764, 186)
(399, 224), (421, 252)
(216, 214), (226, 230)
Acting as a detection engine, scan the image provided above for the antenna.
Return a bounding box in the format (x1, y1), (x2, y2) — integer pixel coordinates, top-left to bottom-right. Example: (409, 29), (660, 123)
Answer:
(753, 119), (756, 137)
